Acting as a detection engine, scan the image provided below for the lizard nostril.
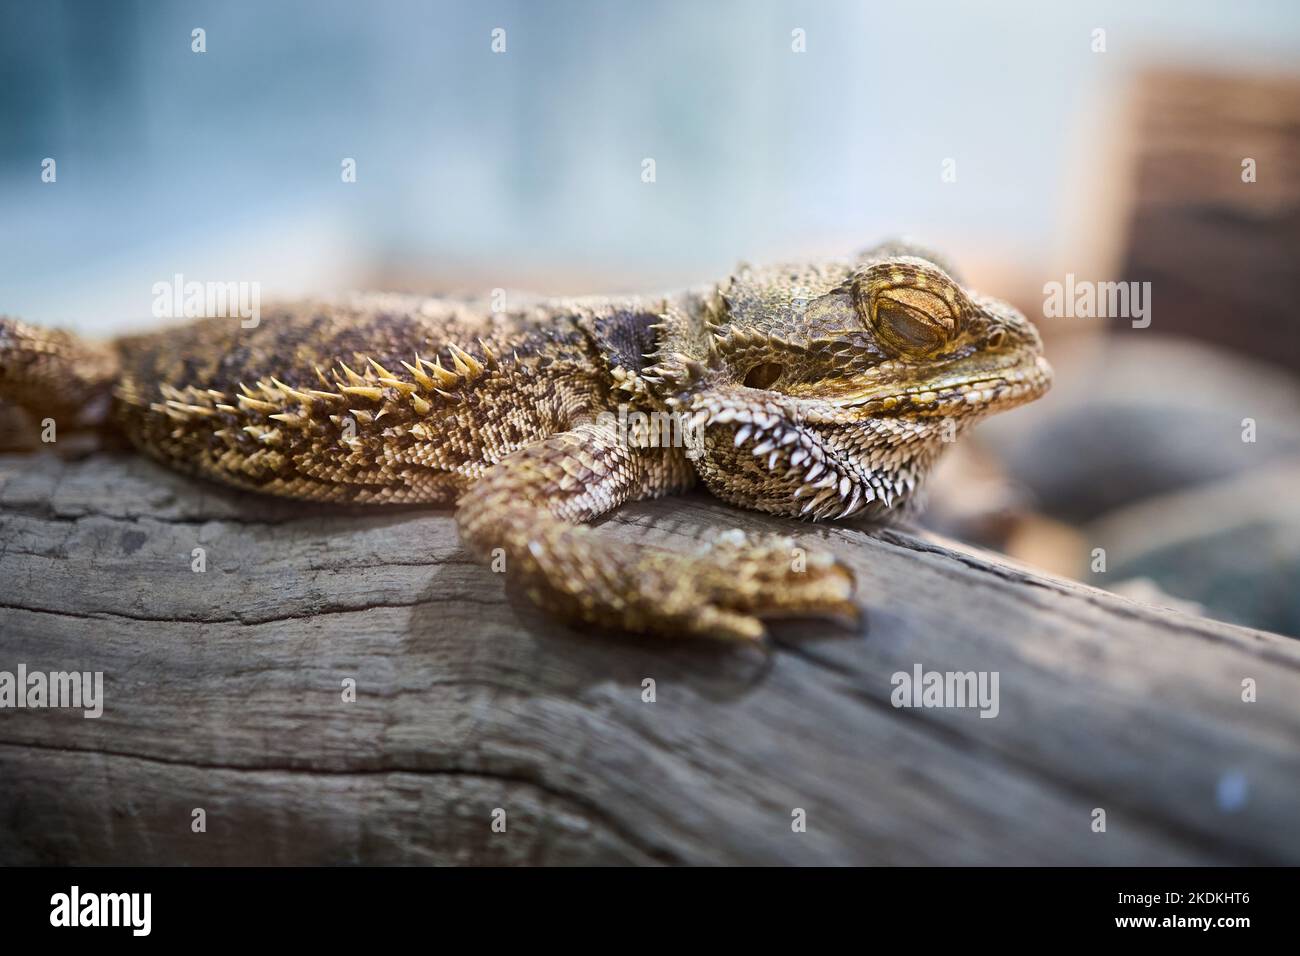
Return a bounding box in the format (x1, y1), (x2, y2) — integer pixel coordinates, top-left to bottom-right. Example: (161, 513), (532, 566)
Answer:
(987, 329), (1006, 349)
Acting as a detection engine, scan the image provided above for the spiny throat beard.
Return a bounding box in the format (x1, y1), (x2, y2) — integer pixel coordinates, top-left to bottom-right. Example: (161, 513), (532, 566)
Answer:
(691, 404), (957, 522)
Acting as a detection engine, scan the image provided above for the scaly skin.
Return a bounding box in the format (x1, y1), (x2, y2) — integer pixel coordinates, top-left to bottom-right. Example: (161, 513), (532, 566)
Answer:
(0, 242), (1051, 640)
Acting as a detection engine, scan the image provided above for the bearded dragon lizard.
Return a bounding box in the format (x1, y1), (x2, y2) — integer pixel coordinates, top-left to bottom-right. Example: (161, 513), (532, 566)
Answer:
(0, 241), (1050, 640)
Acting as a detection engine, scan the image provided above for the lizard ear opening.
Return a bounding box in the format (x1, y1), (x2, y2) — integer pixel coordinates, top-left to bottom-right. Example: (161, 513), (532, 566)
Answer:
(743, 362), (784, 390)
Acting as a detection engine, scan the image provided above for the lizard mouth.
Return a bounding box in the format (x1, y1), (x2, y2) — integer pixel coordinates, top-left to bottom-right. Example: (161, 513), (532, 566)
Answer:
(810, 354), (1052, 420)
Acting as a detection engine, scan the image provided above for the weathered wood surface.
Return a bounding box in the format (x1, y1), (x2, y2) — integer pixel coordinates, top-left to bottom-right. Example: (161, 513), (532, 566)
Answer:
(0, 449), (1297, 865)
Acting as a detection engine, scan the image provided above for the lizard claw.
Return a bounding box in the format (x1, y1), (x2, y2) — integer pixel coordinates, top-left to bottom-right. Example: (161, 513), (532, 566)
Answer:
(678, 531), (859, 641)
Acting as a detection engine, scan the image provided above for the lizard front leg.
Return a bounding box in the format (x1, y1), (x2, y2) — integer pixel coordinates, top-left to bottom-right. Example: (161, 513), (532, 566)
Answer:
(455, 417), (857, 641)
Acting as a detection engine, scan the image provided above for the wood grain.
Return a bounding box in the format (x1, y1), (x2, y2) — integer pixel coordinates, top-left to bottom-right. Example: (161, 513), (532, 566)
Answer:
(1, 450), (1296, 865)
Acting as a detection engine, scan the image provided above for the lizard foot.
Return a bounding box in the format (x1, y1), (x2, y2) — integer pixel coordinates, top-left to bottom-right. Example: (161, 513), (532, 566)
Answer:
(606, 529), (858, 642)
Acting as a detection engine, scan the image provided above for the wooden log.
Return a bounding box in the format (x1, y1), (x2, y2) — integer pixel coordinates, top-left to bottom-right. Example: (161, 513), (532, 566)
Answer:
(0, 449), (1297, 865)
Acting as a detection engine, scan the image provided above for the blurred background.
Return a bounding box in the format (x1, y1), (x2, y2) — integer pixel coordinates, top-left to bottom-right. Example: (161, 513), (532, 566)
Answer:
(2, 0), (1298, 633)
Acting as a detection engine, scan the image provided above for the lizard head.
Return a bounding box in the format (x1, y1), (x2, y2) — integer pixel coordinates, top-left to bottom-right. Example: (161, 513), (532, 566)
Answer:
(644, 245), (1051, 520)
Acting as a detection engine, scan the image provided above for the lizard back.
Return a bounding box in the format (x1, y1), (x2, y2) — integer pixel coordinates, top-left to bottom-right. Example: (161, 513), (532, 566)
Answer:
(111, 296), (639, 504)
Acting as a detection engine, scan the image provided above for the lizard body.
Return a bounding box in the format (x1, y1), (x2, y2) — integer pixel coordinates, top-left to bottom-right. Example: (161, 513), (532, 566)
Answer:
(0, 242), (1050, 640)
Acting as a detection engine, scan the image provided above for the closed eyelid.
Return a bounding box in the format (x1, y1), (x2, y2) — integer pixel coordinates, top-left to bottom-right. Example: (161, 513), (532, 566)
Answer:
(853, 270), (963, 357)
(875, 302), (945, 348)
(875, 287), (956, 328)
(855, 259), (967, 314)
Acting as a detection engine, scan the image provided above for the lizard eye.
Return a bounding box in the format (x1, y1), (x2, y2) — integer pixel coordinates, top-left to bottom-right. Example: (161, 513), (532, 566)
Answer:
(860, 286), (956, 356)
